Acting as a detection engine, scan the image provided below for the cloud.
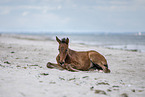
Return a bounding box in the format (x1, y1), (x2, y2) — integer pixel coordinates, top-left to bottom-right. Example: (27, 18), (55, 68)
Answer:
(0, 5), (63, 15)
(0, 0), (145, 32)
(4, 12), (71, 29)
(22, 11), (29, 16)
(0, 9), (10, 15)
(133, 0), (145, 10)
(91, 0), (145, 11)
(0, 6), (11, 15)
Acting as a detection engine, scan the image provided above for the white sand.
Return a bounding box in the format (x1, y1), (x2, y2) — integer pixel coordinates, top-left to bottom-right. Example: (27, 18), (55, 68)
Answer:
(0, 34), (145, 97)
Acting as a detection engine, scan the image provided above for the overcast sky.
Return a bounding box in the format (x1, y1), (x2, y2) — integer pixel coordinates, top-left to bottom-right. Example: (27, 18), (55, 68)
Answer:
(0, 0), (145, 33)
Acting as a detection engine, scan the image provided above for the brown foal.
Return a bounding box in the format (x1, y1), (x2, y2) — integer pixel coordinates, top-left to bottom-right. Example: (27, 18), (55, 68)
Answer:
(47, 36), (110, 73)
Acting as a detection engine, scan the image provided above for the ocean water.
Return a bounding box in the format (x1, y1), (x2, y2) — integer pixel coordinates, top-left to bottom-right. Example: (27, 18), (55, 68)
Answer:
(45, 33), (145, 53)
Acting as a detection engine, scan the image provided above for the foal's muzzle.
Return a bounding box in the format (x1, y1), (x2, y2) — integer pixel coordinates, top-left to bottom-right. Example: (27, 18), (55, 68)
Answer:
(60, 62), (65, 66)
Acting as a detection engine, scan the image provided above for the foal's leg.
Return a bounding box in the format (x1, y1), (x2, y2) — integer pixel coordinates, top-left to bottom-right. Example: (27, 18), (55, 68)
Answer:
(65, 63), (80, 72)
(89, 52), (110, 73)
(91, 61), (110, 73)
(46, 55), (64, 70)
(46, 62), (64, 70)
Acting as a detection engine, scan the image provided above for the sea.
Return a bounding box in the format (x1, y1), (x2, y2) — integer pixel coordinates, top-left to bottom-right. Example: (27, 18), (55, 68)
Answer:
(40, 32), (145, 53)
(2, 32), (145, 52)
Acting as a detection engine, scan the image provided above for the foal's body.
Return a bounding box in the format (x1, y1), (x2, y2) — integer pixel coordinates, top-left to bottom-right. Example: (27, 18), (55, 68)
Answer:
(47, 37), (110, 73)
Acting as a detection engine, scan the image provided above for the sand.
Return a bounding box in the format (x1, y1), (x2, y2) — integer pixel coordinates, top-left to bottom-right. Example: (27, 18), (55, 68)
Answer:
(0, 34), (145, 97)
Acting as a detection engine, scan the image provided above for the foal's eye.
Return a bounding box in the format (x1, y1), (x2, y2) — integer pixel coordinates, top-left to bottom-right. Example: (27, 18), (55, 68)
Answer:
(65, 49), (67, 52)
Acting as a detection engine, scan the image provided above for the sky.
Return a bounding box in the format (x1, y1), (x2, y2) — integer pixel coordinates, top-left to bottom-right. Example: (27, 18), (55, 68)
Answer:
(0, 0), (145, 33)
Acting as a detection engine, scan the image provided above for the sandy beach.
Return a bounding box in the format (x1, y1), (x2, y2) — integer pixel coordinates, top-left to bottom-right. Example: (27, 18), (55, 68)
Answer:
(0, 34), (145, 97)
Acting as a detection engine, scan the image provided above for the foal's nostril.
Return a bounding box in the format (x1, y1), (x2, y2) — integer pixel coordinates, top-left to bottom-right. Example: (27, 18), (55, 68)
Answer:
(60, 62), (64, 65)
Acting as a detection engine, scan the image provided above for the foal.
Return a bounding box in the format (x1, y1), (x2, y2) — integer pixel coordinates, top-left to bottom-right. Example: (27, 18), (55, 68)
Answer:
(47, 36), (110, 73)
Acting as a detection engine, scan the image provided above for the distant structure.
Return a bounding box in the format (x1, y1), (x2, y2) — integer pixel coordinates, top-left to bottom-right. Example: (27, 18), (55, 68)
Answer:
(138, 32), (142, 36)
(135, 32), (145, 36)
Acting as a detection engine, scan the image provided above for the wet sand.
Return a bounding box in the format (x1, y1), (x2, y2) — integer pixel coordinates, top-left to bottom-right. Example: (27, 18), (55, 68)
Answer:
(0, 34), (145, 97)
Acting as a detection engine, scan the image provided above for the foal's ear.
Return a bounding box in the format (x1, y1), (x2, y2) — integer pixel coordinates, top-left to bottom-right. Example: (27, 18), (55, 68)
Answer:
(56, 36), (61, 44)
(66, 38), (69, 44)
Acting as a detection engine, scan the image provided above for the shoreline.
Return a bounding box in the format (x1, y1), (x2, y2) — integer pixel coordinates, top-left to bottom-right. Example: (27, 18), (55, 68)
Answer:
(3, 33), (145, 53)
(0, 34), (145, 97)
(1, 33), (145, 53)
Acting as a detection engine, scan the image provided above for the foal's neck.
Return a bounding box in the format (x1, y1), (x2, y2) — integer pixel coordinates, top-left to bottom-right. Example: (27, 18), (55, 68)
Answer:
(67, 49), (78, 63)
(67, 49), (77, 58)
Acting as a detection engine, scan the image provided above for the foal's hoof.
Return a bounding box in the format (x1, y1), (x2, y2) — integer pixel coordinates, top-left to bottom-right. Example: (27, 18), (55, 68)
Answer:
(104, 69), (111, 73)
(46, 62), (54, 68)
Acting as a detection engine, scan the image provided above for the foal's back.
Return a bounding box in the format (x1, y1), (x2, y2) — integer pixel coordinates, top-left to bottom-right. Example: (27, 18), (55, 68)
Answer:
(67, 49), (109, 72)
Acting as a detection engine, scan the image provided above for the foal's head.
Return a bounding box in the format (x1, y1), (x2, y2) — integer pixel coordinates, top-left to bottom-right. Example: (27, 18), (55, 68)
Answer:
(56, 36), (69, 66)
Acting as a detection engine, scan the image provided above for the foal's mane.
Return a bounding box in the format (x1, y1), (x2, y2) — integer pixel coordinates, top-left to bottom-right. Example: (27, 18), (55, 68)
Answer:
(61, 38), (67, 44)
